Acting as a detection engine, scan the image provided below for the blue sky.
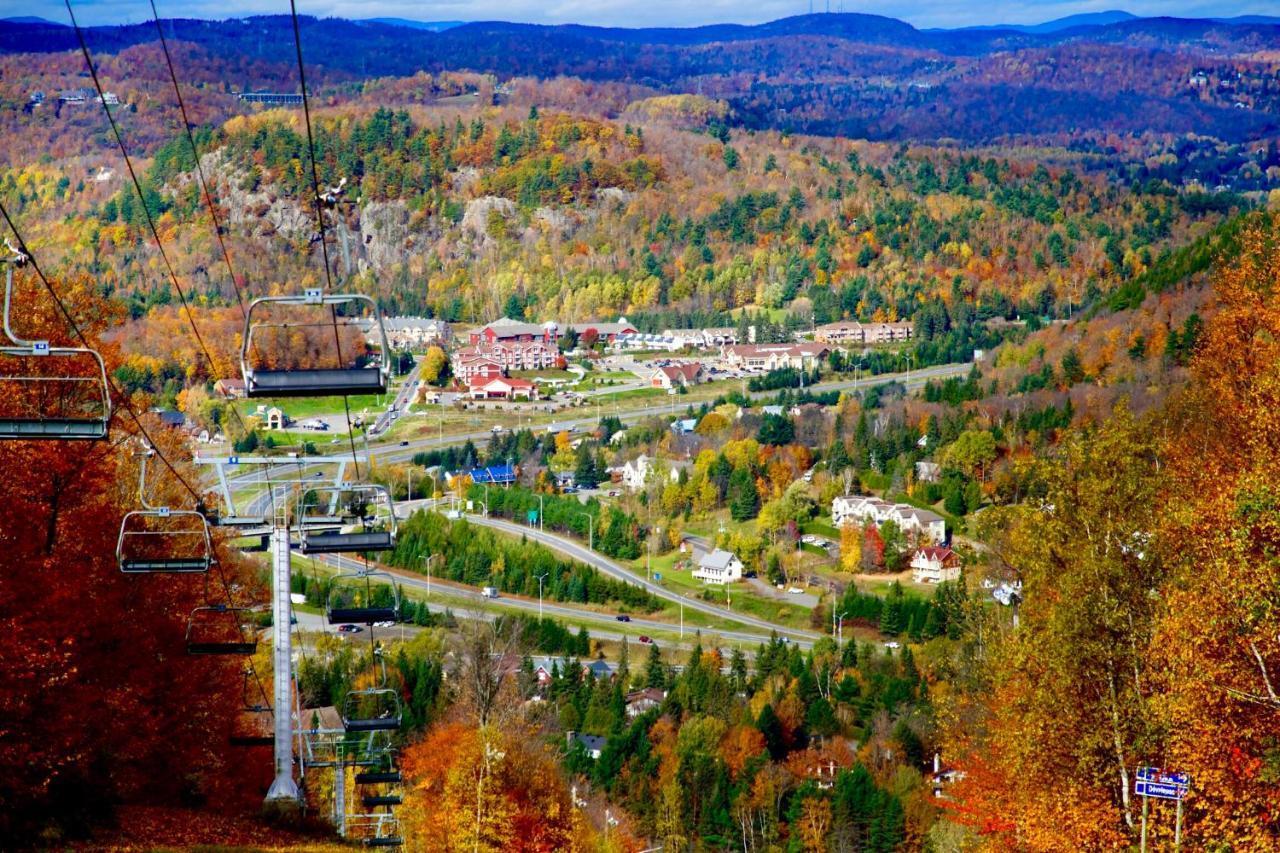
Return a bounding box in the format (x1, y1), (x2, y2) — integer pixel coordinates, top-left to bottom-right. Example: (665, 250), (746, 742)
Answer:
(7, 1), (1273, 29)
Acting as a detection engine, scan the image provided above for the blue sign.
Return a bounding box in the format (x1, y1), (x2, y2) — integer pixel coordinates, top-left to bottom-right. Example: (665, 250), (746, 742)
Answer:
(653, 573), (662, 580)
(1135, 767), (1189, 801)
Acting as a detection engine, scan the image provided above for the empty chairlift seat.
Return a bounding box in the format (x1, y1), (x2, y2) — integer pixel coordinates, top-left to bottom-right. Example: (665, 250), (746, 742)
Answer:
(341, 687), (403, 733)
(117, 508), (212, 574)
(362, 794), (403, 808)
(302, 528), (393, 554)
(356, 771), (402, 785)
(327, 570), (400, 624)
(185, 604), (259, 655)
(240, 290), (391, 398)
(298, 482), (398, 556)
(0, 246), (112, 440)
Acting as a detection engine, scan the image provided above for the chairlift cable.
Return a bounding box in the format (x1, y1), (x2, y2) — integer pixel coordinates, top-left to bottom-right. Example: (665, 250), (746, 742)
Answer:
(0, 200), (206, 505)
(288, 0), (364, 478)
(65, 2), (259, 450)
(147, 0), (252, 327)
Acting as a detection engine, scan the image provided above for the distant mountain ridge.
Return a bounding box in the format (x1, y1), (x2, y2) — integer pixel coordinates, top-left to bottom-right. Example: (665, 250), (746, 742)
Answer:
(2, 11), (1276, 147)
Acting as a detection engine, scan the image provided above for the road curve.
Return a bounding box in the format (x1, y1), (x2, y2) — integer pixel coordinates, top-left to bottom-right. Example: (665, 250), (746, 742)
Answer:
(460, 514), (822, 643)
(316, 552), (811, 649)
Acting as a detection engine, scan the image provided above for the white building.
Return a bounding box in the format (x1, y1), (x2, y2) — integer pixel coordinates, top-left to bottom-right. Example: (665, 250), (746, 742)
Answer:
(911, 546), (961, 584)
(693, 549), (744, 584)
(832, 495), (946, 544)
(621, 455), (653, 490)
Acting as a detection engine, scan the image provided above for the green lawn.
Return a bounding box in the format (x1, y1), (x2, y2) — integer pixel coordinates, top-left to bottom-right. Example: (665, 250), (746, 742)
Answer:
(237, 394), (387, 422)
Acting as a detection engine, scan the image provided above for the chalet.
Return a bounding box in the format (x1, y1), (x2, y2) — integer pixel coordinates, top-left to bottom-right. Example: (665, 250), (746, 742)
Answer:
(468, 376), (538, 401)
(650, 362), (705, 390)
(911, 546), (961, 584)
(96, 92), (119, 106)
(693, 549), (744, 584)
(625, 687), (666, 717)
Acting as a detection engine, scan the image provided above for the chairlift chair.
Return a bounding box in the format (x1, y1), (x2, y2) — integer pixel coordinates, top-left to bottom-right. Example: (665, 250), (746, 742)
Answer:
(326, 568), (400, 624)
(240, 290), (391, 397)
(299, 482), (397, 555)
(362, 794), (403, 809)
(185, 604), (258, 655)
(355, 770), (402, 785)
(116, 450), (212, 573)
(341, 687), (403, 733)
(0, 241), (111, 440)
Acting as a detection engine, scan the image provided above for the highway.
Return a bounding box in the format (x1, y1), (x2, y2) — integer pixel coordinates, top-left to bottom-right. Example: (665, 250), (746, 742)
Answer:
(217, 360), (970, 491)
(314, 552), (814, 649)
(459, 514), (822, 643)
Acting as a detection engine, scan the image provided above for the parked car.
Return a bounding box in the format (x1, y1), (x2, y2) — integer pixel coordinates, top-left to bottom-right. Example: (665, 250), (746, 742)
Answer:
(787, 587), (804, 594)
(885, 641), (901, 650)
(337, 624), (363, 634)
(373, 621), (395, 628)
(638, 635), (653, 644)
(615, 614), (631, 622)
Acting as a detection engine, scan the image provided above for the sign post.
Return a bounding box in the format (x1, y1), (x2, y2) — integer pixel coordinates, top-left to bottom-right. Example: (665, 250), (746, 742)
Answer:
(1135, 766), (1190, 853)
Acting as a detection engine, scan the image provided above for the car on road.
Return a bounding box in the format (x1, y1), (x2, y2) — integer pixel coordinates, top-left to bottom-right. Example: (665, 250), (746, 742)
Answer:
(615, 614), (631, 622)
(607, 490), (620, 497)
(638, 635), (653, 644)
(491, 425), (505, 434)
(787, 587), (805, 594)
(399, 440), (410, 446)
(337, 624), (363, 634)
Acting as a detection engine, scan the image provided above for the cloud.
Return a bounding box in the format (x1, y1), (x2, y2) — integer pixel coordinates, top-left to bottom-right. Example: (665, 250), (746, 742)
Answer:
(11, 0), (1273, 29)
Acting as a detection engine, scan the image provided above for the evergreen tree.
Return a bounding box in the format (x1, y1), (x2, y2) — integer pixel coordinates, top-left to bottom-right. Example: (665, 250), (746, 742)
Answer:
(728, 466), (760, 521)
(757, 703), (786, 759)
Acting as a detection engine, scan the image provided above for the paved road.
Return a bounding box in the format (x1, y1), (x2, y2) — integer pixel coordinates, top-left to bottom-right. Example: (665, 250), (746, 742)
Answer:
(368, 358), (423, 437)
(314, 552), (809, 649)
(218, 361), (970, 492)
(460, 514), (822, 643)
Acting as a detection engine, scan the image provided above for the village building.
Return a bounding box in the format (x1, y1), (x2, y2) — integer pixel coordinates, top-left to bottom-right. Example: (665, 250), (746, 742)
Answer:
(468, 376), (538, 401)
(911, 546), (962, 583)
(650, 362), (705, 390)
(832, 495), (947, 544)
(693, 549), (744, 584)
(625, 687), (666, 717)
(814, 320), (914, 345)
(721, 343), (829, 372)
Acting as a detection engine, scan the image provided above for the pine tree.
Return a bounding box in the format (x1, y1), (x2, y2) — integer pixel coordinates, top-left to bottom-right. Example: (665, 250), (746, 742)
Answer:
(728, 466), (760, 521)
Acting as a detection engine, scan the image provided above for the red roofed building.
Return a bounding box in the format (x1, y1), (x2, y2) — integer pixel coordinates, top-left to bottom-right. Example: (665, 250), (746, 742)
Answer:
(469, 376), (539, 401)
(650, 362), (705, 390)
(911, 546), (961, 584)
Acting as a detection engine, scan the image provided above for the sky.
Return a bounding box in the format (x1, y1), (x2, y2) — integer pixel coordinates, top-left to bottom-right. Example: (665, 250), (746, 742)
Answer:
(4, 0), (1274, 30)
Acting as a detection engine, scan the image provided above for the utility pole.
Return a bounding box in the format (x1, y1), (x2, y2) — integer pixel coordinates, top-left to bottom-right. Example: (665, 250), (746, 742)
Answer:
(537, 572), (548, 619)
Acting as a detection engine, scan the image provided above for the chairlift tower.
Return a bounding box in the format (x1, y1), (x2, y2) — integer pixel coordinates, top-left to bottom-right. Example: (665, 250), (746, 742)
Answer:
(264, 486), (300, 807)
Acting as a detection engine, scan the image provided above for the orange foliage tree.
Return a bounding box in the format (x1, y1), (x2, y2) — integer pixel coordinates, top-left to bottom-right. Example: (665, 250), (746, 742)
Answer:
(0, 270), (258, 840)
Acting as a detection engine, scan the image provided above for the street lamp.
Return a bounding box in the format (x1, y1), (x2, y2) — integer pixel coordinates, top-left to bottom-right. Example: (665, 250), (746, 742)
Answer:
(536, 572), (548, 619)
(834, 609), (848, 645)
(539, 493), (545, 532)
(647, 525), (662, 582)
(423, 554), (439, 599)
(578, 511), (594, 551)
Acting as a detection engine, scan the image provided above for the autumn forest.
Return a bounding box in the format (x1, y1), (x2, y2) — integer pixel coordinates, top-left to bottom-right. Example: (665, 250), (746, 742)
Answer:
(1, 5), (1280, 852)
